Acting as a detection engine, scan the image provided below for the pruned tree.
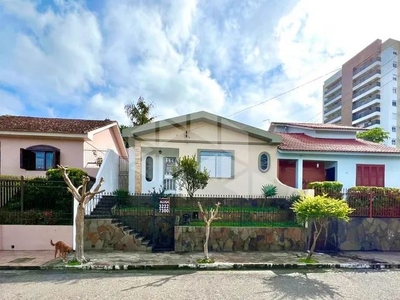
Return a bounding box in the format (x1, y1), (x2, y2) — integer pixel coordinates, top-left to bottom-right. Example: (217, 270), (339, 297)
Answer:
(58, 165), (105, 263)
(291, 194), (354, 260)
(171, 155), (209, 198)
(197, 201), (221, 261)
(124, 96), (155, 126)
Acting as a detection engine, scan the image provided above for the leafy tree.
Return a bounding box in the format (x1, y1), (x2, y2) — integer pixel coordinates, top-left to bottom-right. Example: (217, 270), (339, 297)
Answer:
(291, 194), (354, 260)
(58, 165), (105, 264)
(171, 155), (210, 198)
(124, 96), (155, 126)
(356, 127), (389, 144)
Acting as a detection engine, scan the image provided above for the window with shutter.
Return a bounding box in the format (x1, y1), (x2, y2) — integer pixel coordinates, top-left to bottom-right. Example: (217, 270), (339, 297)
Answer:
(20, 145), (61, 171)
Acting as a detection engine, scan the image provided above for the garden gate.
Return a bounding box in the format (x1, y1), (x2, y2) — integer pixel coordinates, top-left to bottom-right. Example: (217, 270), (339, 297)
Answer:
(152, 197), (175, 252)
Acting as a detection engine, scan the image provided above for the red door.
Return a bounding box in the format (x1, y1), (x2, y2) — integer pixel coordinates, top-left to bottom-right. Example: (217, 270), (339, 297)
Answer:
(356, 164), (385, 186)
(278, 160), (296, 188)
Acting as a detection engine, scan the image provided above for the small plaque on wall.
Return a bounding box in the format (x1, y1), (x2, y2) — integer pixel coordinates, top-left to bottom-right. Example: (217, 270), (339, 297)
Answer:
(158, 198), (170, 214)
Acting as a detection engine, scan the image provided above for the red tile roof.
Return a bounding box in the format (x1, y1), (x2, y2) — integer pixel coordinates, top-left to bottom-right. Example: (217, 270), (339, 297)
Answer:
(0, 115), (116, 134)
(277, 133), (400, 154)
(270, 122), (365, 131)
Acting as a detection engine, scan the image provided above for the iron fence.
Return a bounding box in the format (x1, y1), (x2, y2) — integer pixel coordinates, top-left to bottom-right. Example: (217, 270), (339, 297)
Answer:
(312, 187), (400, 218)
(0, 178), (73, 225)
(111, 193), (298, 228)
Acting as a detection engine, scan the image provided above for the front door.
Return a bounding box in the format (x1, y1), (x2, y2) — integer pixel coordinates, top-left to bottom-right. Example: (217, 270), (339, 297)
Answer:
(163, 157), (176, 192)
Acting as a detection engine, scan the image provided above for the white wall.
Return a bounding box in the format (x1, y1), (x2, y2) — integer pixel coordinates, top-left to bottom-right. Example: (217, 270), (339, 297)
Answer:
(0, 225), (73, 250)
(278, 152), (400, 189)
(380, 46), (398, 147)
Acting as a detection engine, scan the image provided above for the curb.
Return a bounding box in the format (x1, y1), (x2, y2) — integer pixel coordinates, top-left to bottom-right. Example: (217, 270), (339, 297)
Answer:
(2, 262), (400, 271)
(25, 262), (400, 271)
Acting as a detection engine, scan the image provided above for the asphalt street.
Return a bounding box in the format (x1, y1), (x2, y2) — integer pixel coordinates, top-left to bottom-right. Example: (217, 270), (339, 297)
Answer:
(1, 269), (400, 300)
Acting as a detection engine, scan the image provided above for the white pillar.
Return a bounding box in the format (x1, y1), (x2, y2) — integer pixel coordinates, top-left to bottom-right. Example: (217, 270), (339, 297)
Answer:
(296, 157), (303, 190)
(128, 146), (135, 194)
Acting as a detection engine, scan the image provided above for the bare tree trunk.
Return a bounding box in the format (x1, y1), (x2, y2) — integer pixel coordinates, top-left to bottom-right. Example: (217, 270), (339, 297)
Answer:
(307, 221), (323, 260)
(75, 204), (87, 263)
(204, 222), (210, 259)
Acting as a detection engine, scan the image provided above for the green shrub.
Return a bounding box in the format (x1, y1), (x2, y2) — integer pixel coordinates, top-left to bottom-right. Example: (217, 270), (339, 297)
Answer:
(46, 167), (88, 184)
(261, 184), (278, 198)
(112, 189), (130, 207)
(347, 186), (400, 209)
(291, 194), (354, 259)
(307, 181), (343, 199)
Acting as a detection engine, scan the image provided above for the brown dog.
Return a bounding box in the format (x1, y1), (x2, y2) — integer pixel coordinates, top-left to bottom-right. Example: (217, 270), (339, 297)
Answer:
(50, 240), (74, 261)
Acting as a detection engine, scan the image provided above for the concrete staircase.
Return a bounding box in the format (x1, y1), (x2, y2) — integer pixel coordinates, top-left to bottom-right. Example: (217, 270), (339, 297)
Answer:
(86, 195), (153, 250)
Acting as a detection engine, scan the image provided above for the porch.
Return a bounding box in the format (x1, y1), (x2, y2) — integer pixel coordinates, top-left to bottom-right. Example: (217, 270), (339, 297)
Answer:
(278, 159), (338, 189)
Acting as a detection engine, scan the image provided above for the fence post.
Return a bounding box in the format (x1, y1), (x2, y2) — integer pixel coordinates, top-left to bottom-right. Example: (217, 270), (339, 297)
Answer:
(240, 196), (243, 227)
(20, 176), (25, 212)
(369, 191), (373, 218)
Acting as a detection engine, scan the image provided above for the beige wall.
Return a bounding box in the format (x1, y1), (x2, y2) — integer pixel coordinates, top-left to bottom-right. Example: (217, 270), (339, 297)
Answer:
(137, 121), (283, 195)
(0, 225), (73, 250)
(341, 39), (382, 125)
(0, 136), (84, 177)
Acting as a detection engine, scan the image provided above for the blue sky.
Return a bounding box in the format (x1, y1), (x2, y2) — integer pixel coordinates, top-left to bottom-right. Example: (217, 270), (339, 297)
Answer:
(1, 0), (400, 130)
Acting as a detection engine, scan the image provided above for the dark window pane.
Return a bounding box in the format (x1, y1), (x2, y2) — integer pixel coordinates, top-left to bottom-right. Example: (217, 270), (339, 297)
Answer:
(35, 152), (45, 170)
(45, 152), (54, 169)
(259, 152), (270, 172)
(146, 156), (153, 182)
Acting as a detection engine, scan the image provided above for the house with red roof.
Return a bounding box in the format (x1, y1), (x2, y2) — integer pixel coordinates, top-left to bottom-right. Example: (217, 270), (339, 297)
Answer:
(269, 122), (400, 189)
(0, 115), (128, 178)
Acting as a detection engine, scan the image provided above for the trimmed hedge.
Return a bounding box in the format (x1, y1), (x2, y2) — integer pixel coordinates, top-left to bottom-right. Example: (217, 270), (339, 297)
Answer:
(307, 181), (343, 199)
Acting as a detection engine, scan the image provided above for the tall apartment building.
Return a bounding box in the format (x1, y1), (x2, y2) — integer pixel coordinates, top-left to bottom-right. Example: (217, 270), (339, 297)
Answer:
(323, 39), (400, 147)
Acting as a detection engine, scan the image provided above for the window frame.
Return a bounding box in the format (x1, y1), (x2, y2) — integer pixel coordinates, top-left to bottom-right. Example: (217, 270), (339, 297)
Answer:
(198, 149), (234, 179)
(258, 152), (271, 173)
(20, 145), (60, 171)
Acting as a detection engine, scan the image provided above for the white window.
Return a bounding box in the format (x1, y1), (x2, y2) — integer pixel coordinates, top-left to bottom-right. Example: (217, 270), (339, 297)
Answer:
(392, 126), (396, 132)
(393, 87), (397, 94)
(393, 100), (397, 107)
(394, 62), (398, 68)
(394, 75), (397, 81)
(392, 139), (396, 146)
(199, 150), (233, 178)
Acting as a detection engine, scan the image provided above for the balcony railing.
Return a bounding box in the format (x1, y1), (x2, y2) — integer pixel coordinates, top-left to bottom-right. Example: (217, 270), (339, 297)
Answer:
(353, 69), (381, 88)
(352, 94), (380, 110)
(353, 82), (380, 99)
(324, 80), (342, 96)
(352, 107), (380, 121)
(353, 57), (381, 76)
(363, 119), (380, 128)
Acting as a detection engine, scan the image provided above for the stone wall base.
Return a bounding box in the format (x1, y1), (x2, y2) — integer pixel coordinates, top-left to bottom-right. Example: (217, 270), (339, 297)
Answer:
(84, 219), (150, 251)
(175, 226), (305, 252)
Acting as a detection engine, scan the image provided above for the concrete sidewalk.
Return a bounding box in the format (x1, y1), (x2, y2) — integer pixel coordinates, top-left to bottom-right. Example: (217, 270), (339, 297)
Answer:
(2, 250), (400, 271)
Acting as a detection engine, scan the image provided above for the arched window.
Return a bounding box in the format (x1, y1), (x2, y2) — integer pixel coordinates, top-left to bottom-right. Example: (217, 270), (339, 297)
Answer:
(258, 152), (270, 173)
(145, 156), (153, 182)
(20, 145), (60, 171)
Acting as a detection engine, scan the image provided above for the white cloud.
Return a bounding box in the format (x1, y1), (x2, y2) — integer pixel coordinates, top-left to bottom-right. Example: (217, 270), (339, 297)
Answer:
(0, 0), (103, 103)
(0, 90), (25, 115)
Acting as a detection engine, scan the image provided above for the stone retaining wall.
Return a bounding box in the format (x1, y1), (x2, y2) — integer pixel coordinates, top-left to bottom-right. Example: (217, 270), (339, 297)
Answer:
(337, 218), (400, 251)
(175, 226), (305, 252)
(84, 219), (149, 251)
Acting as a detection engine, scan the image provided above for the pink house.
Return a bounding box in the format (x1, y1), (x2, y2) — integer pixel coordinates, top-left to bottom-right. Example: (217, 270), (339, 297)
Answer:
(0, 115), (127, 178)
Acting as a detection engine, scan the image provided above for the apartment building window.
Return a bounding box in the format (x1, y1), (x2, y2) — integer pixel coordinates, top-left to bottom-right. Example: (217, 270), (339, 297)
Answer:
(393, 100), (397, 107)
(394, 62), (398, 68)
(393, 87), (397, 94)
(394, 51), (398, 55)
(392, 126), (396, 132)
(392, 139), (396, 146)
(394, 75), (397, 81)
